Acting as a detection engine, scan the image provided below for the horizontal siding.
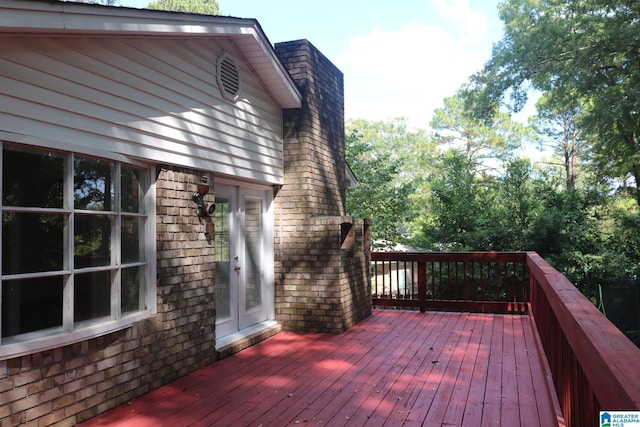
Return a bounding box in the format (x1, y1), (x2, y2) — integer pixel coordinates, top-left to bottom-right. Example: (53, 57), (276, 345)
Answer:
(0, 35), (286, 184)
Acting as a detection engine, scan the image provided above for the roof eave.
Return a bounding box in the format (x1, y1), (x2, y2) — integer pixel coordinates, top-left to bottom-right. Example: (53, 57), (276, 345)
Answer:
(0, 0), (302, 109)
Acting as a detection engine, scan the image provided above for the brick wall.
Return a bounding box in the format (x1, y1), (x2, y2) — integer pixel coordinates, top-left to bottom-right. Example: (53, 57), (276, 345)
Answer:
(0, 166), (217, 426)
(276, 39), (347, 217)
(274, 40), (372, 333)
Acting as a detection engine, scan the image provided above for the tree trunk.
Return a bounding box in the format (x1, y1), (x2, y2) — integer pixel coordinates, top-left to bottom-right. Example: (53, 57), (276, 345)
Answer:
(634, 132), (640, 207)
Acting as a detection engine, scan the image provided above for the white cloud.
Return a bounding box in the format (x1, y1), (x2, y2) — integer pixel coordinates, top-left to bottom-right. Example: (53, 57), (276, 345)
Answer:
(335, 1), (493, 130)
(432, 0), (489, 43)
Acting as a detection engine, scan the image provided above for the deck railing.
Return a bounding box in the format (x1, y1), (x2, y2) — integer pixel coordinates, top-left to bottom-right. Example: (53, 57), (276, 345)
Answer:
(371, 251), (529, 313)
(371, 251), (640, 427)
(527, 252), (640, 427)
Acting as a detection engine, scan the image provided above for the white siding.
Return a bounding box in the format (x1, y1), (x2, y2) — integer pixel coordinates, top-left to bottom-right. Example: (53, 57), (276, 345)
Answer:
(0, 35), (286, 184)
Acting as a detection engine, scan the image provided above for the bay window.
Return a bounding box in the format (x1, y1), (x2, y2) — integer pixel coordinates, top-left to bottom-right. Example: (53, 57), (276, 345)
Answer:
(1, 143), (155, 357)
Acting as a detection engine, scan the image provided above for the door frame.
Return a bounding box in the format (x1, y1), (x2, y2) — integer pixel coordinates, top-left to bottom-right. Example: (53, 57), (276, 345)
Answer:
(214, 179), (275, 339)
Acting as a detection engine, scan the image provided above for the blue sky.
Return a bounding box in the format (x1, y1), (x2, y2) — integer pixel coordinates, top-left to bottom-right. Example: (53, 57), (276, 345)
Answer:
(118, 0), (509, 129)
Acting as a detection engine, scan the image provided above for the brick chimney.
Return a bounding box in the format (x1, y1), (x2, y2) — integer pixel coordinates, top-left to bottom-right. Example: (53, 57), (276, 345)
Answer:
(274, 40), (371, 333)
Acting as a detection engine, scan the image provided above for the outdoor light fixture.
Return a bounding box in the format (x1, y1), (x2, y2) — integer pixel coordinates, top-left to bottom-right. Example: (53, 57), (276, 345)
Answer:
(192, 174), (215, 218)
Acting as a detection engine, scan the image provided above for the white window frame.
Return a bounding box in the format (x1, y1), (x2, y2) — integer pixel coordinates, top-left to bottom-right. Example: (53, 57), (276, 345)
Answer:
(0, 141), (156, 360)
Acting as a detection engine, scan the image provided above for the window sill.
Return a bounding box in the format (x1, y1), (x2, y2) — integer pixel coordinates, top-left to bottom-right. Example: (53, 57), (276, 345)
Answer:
(0, 311), (151, 361)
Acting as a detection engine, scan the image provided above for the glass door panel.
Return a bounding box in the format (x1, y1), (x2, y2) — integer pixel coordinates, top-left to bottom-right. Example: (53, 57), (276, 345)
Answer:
(215, 184), (272, 338)
(214, 194), (237, 337)
(240, 196), (264, 328)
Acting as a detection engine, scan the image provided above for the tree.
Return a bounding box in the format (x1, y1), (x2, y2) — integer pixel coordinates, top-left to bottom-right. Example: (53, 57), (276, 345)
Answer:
(345, 118), (432, 246)
(472, 0), (640, 205)
(531, 90), (587, 191)
(146, 0), (219, 14)
(425, 150), (490, 250)
(605, 197), (640, 277)
(431, 87), (528, 176)
(491, 158), (536, 250)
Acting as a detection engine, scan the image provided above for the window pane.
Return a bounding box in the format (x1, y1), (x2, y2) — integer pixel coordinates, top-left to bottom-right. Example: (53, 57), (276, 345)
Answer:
(74, 271), (111, 322)
(3, 146), (64, 208)
(2, 277), (63, 337)
(3, 212), (65, 274)
(214, 199), (230, 263)
(121, 166), (142, 213)
(214, 198), (231, 319)
(75, 214), (112, 268)
(121, 216), (141, 263)
(74, 157), (115, 211)
(121, 266), (145, 313)
(244, 199), (262, 310)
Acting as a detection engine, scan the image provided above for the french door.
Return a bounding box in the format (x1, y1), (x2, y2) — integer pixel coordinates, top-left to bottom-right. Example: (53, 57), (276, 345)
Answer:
(214, 184), (274, 339)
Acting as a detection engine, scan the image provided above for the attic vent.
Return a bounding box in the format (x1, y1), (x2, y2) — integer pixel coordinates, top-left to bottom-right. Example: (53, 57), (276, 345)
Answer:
(216, 52), (241, 103)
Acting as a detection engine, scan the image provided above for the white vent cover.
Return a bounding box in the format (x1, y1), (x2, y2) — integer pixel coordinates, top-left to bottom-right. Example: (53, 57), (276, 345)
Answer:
(216, 52), (241, 103)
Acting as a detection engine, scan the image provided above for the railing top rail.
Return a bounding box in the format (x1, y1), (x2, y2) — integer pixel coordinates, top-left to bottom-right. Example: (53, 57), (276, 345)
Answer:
(527, 252), (640, 410)
(371, 251), (528, 263)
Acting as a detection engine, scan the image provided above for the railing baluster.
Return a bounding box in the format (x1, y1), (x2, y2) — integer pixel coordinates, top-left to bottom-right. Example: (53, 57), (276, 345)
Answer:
(456, 261), (460, 298)
(512, 261), (517, 304)
(394, 260), (399, 299)
(437, 261), (441, 300)
(418, 260), (426, 313)
(373, 260), (378, 297)
(479, 262), (484, 301)
(496, 262), (500, 300)
(371, 252), (528, 312)
(430, 261), (435, 302)
(382, 261), (386, 297)
(463, 262), (467, 301)
(471, 262), (476, 301)
(417, 261), (420, 299)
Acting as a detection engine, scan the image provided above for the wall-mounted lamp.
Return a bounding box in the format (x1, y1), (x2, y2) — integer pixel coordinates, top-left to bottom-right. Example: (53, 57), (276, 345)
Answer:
(193, 174), (215, 218)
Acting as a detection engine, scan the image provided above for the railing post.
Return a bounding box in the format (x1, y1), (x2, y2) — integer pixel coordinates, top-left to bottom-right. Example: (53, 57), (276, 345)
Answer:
(418, 260), (427, 313)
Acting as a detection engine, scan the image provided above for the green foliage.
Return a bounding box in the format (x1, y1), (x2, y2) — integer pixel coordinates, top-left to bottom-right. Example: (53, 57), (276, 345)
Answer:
(423, 150), (490, 250)
(422, 150), (613, 291)
(473, 0), (640, 205)
(343, 0), (640, 341)
(529, 187), (603, 275)
(445, 2), (640, 342)
(603, 198), (640, 275)
(531, 89), (587, 190)
(416, 87), (536, 251)
(345, 118), (433, 246)
(491, 158), (536, 250)
(146, 0), (219, 14)
(430, 88), (528, 175)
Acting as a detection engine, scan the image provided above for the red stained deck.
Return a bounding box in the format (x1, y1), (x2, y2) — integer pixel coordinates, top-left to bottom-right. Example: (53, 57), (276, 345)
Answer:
(81, 310), (563, 426)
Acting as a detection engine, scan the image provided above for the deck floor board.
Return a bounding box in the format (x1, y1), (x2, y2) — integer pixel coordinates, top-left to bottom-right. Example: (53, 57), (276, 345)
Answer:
(80, 310), (562, 427)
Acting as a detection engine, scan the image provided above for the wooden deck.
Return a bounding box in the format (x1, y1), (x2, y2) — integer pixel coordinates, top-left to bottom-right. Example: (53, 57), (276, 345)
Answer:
(80, 310), (563, 426)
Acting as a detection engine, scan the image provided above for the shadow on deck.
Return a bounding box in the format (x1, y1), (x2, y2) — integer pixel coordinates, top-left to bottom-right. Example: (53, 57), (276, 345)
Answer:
(80, 309), (563, 426)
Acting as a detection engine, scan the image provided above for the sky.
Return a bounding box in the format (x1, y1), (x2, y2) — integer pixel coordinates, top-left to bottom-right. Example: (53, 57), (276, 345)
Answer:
(118, 0), (511, 130)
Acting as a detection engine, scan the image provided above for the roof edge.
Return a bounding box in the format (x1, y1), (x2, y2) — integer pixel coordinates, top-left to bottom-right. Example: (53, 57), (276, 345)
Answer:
(0, 0), (302, 109)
